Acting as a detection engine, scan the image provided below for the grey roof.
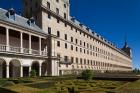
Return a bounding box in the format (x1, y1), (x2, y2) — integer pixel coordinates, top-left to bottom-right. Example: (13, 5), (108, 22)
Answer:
(0, 8), (47, 35)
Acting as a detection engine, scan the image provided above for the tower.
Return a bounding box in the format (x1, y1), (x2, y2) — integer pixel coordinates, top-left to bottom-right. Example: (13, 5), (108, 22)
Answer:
(23, 0), (70, 28)
(121, 40), (132, 58)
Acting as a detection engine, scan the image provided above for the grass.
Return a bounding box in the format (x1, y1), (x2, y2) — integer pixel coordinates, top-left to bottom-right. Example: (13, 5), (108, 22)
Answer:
(0, 76), (140, 93)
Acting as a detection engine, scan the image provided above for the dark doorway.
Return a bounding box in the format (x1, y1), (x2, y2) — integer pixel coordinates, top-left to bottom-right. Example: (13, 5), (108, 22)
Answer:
(23, 67), (29, 77)
(31, 61), (39, 76)
(0, 59), (6, 78)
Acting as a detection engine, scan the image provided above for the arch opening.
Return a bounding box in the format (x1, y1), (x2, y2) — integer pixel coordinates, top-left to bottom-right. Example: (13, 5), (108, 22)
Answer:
(9, 59), (21, 78)
(0, 59), (6, 78)
(41, 62), (47, 76)
(31, 61), (39, 76)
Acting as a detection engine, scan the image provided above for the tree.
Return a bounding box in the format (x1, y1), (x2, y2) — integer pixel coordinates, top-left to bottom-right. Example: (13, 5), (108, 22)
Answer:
(81, 70), (93, 80)
(30, 70), (37, 77)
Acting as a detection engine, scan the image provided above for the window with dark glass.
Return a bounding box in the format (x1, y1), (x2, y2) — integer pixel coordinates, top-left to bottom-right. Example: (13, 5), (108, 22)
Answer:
(76, 58), (78, 64)
(71, 37), (73, 42)
(65, 34), (67, 40)
(56, 8), (59, 15)
(47, 2), (50, 9)
(65, 43), (67, 49)
(48, 14), (51, 19)
(64, 56), (68, 62)
(56, 0), (59, 3)
(84, 59), (86, 64)
(71, 57), (74, 63)
(64, 4), (66, 8)
(71, 45), (73, 50)
(64, 13), (66, 19)
(57, 19), (59, 23)
(57, 41), (60, 47)
(75, 39), (78, 44)
(76, 47), (78, 52)
(48, 27), (51, 34)
(65, 23), (67, 27)
(80, 48), (82, 53)
(80, 58), (82, 64)
(57, 31), (60, 37)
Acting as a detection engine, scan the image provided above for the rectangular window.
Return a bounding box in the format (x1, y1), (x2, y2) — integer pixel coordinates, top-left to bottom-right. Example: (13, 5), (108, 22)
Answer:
(57, 31), (60, 37)
(65, 23), (67, 27)
(47, 2), (50, 9)
(84, 59), (86, 64)
(64, 4), (66, 8)
(84, 42), (85, 46)
(71, 26), (73, 30)
(48, 14), (51, 19)
(57, 41), (60, 47)
(75, 39), (78, 44)
(57, 19), (59, 23)
(64, 56), (68, 62)
(76, 58), (78, 64)
(56, 8), (59, 15)
(76, 47), (78, 52)
(80, 40), (82, 45)
(65, 34), (67, 40)
(71, 45), (73, 50)
(80, 58), (82, 64)
(71, 57), (74, 63)
(80, 48), (82, 53)
(64, 13), (66, 19)
(65, 43), (67, 49)
(48, 27), (51, 34)
(71, 37), (73, 42)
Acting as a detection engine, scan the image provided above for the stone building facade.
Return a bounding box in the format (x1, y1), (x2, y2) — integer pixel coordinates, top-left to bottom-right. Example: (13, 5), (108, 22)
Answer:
(0, 0), (132, 78)
(23, 0), (132, 75)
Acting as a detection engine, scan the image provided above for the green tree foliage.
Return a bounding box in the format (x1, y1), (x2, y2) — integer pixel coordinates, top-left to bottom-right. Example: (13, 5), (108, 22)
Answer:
(30, 70), (37, 77)
(81, 70), (93, 80)
(133, 68), (140, 73)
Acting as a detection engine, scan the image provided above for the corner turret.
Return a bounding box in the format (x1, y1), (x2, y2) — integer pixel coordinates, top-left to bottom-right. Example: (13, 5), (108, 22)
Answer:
(121, 41), (132, 58)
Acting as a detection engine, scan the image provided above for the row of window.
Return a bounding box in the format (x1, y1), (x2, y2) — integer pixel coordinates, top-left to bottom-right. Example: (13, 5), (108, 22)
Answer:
(60, 56), (131, 70)
(47, 1), (67, 19)
(47, 15), (130, 63)
(57, 40), (130, 64)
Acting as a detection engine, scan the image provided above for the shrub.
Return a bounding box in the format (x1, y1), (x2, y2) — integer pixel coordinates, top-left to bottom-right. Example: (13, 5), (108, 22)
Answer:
(81, 70), (93, 80)
(68, 86), (79, 93)
(30, 70), (37, 77)
(1, 81), (15, 87)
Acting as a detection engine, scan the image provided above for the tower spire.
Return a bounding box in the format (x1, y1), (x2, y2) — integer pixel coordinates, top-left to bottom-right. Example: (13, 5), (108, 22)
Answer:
(124, 33), (128, 48)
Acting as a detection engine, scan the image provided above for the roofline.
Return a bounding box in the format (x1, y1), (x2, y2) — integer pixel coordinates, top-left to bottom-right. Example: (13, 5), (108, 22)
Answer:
(0, 19), (48, 38)
(40, 5), (131, 59)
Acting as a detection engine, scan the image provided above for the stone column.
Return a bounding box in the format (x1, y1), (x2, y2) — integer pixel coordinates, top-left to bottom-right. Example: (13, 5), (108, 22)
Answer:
(6, 65), (9, 78)
(39, 37), (42, 55)
(6, 28), (9, 51)
(29, 34), (32, 54)
(39, 65), (42, 76)
(20, 32), (23, 53)
(20, 66), (23, 77)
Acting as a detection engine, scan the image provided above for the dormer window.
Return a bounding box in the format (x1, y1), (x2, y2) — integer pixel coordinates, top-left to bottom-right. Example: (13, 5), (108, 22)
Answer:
(27, 17), (35, 27)
(71, 17), (75, 22)
(92, 32), (95, 35)
(7, 8), (16, 20)
(86, 27), (90, 31)
(79, 23), (83, 27)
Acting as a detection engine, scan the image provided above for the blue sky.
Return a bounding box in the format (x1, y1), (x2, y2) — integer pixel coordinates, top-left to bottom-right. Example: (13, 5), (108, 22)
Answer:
(0, 0), (139, 68)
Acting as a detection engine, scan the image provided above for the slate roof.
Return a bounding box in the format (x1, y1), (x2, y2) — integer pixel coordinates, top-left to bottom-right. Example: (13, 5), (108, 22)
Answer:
(0, 8), (47, 35)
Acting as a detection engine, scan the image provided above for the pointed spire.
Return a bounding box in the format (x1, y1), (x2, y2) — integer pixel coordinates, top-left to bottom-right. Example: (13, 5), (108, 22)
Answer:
(124, 34), (128, 48)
